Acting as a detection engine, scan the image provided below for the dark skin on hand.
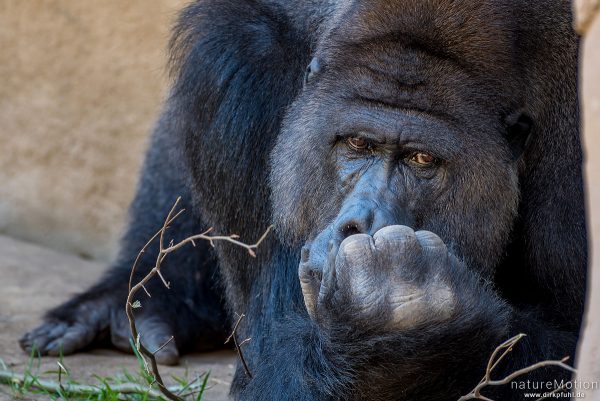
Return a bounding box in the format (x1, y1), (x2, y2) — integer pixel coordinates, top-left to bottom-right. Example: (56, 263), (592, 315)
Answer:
(21, 1), (586, 400)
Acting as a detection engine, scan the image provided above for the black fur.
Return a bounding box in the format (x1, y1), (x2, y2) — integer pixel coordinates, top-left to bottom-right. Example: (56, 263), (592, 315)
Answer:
(21, 1), (586, 400)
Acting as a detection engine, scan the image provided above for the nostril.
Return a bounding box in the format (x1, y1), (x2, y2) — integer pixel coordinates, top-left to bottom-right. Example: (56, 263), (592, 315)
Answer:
(341, 222), (362, 238)
(336, 208), (373, 238)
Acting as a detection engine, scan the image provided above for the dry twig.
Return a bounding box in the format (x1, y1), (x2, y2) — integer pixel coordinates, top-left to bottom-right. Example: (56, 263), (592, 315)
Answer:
(458, 334), (577, 401)
(126, 197), (271, 401)
(225, 313), (252, 378)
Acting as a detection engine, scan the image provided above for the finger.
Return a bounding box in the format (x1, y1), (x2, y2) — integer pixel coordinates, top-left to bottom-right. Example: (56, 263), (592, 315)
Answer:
(373, 225), (420, 266)
(334, 234), (377, 301)
(374, 225), (434, 285)
(318, 239), (342, 304)
(299, 261), (320, 319)
(415, 230), (446, 252)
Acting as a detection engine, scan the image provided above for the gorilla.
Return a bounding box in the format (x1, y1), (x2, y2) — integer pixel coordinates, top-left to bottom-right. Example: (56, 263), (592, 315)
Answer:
(21, 0), (587, 400)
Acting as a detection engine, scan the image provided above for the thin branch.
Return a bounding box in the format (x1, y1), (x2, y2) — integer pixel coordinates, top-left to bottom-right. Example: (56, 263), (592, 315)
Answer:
(126, 197), (270, 400)
(485, 334), (526, 376)
(152, 336), (175, 356)
(225, 314), (252, 378)
(162, 225), (273, 257)
(458, 334), (577, 401)
(485, 357), (574, 387)
(127, 203), (184, 294)
(155, 268), (171, 289)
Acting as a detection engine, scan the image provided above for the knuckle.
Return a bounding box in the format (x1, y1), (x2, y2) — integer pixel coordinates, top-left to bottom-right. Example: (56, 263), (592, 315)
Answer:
(415, 230), (446, 250)
(338, 234), (374, 258)
(373, 225), (418, 250)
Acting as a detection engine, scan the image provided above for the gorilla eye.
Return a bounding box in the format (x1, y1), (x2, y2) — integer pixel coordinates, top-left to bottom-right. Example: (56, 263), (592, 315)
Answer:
(408, 152), (437, 167)
(346, 137), (371, 151)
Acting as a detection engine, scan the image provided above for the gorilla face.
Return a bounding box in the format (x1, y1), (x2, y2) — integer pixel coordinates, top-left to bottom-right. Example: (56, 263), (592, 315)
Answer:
(271, 34), (523, 279)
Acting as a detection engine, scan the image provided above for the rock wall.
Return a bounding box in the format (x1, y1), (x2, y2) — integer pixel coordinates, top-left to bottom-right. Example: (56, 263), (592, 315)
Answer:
(0, 0), (185, 261)
(574, 1), (600, 398)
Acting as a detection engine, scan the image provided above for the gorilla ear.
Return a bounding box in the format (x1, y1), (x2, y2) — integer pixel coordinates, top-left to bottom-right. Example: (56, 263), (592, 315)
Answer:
(304, 57), (321, 86)
(503, 112), (533, 160)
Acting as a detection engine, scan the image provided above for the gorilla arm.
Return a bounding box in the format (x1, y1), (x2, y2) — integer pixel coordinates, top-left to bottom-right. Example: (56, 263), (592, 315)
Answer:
(238, 227), (578, 401)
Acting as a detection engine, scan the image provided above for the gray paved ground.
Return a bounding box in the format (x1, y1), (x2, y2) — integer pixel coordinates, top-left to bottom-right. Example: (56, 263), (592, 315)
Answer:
(0, 235), (235, 400)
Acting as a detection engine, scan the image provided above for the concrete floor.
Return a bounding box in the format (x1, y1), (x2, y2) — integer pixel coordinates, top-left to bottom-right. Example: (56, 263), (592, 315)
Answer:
(0, 235), (235, 401)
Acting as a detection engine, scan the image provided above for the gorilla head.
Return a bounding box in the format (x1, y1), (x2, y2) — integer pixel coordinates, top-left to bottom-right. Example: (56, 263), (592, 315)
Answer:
(271, 1), (531, 279)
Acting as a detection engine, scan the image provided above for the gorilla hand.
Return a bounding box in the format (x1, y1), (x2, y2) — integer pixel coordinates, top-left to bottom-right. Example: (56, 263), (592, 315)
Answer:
(19, 293), (180, 365)
(300, 225), (458, 330)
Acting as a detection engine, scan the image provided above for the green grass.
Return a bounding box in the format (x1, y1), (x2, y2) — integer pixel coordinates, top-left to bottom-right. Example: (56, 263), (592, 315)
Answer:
(0, 344), (210, 401)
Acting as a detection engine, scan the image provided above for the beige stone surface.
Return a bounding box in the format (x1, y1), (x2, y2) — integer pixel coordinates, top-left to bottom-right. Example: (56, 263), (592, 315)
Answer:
(0, 1), (186, 261)
(0, 235), (235, 401)
(574, 0), (600, 32)
(575, 5), (600, 400)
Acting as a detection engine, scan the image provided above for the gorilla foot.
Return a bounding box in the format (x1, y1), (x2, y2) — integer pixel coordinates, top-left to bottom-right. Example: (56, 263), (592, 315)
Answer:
(20, 320), (98, 356)
(20, 300), (179, 365)
(300, 225), (457, 329)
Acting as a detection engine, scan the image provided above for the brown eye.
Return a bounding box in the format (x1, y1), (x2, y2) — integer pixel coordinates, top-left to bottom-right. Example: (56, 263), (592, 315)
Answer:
(347, 137), (369, 151)
(409, 152), (436, 166)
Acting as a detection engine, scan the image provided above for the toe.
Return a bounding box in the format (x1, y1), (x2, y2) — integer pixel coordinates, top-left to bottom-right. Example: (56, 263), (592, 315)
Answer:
(45, 323), (95, 356)
(110, 308), (134, 353)
(138, 318), (180, 366)
(153, 342), (179, 366)
(19, 321), (69, 354)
